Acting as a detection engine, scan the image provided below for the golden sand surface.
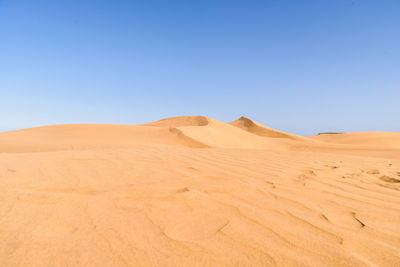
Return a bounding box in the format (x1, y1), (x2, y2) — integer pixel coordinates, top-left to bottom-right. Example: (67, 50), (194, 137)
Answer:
(1, 116), (399, 266)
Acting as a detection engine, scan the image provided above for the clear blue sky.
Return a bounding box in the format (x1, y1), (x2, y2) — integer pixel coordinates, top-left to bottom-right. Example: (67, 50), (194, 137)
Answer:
(1, 0), (399, 135)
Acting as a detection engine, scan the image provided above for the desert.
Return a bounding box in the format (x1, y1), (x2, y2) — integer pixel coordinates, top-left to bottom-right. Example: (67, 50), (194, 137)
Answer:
(1, 116), (399, 266)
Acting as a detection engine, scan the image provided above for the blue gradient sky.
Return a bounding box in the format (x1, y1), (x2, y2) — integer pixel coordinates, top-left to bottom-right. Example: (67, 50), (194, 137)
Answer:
(1, 0), (399, 135)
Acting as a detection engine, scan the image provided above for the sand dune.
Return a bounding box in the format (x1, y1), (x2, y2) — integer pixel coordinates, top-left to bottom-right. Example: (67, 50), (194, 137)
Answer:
(144, 116), (285, 149)
(1, 116), (400, 266)
(0, 124), (192, 152)
(143, 115), (210, 127)
(311, 131), (400, 148)
(230, 116), (309, 141)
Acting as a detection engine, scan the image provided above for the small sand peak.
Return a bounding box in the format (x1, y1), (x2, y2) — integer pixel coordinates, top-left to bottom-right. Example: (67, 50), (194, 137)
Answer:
(238, 116), (251, 120)
(235, 116), (256, 126)
(230, 117), (307, 141)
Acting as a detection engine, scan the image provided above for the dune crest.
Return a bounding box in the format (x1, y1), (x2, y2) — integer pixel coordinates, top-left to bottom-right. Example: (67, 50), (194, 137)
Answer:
(229, 116), (309, 141)
(0, 116), (285, 152)
(143, 115), (210, 127)
(1, 116), (400, 156)
(0, 124), (193, 153)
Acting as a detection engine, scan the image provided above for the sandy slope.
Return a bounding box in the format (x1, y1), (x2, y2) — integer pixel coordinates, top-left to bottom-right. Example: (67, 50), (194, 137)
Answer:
(229, 116), (309, 141)
(311, 131), (400, 148)
(1, 116), (400, 266)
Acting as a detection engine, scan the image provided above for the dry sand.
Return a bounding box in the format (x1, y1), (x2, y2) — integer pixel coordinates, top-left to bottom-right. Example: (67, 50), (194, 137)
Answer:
(1, 116), (400, 266)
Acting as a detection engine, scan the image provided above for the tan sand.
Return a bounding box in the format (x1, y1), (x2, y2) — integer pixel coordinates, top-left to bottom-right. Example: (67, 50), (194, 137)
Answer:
(311, 131), (400, 148)
(1, 116), (400, 266)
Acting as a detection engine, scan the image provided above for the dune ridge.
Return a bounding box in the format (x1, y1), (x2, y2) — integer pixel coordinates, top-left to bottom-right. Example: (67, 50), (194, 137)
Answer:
(143, 115), (210, 127)
(1, 116), (400, 266)
(2, 116), (399, 155)
(159, 116), (285, 149)
(229, 116), (309, 141)
(311, 131), (400, 148)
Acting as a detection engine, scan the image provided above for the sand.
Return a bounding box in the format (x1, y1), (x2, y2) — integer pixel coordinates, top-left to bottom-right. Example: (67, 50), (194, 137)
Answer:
(0, 116), (399, 266)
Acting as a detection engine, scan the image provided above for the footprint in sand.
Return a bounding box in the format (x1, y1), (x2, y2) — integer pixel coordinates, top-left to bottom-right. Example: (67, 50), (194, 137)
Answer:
(176, 187), (190, 193)
(379, 176), (400, 183)
(366, 169), (380, 175)
(186, 166), (199, 171)
(324, 165), (339, 170)
(301, 170), (317, 176)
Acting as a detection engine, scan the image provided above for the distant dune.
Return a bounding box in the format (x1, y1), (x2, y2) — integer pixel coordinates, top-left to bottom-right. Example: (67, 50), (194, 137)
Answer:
(311, 131), (400, 148)
(1, 116), (400, 266)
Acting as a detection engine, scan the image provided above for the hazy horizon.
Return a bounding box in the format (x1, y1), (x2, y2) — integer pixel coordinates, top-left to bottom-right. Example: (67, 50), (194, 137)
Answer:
(1, 0), (399, 135)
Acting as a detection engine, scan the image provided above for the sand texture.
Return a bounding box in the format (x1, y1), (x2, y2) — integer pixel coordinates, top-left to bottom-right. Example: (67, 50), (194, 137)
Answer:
(1, 116), (400, 266)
